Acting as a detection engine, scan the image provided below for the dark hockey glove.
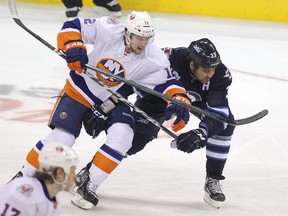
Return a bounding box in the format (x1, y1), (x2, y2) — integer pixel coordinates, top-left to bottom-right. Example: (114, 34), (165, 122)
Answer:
(176, 128), (207, 153)
(64, 39), (88, 73)
(84, 105), (109, 138)
(164, 94), (191, 132)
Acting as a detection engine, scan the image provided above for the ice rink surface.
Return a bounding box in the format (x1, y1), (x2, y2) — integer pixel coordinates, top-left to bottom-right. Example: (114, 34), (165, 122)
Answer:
(1, 1), (288, 215)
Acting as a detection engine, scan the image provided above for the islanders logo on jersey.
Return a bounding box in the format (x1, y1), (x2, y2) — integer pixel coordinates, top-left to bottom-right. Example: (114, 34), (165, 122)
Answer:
(17, 184), (33, 197)
(96, 58), (126, 87)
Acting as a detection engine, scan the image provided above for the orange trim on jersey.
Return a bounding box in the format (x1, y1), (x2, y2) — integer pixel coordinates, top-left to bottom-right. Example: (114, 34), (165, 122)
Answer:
(26, 148), (39, 169)
(47, 89), (65, 126)
(92, 151), (119, 174)
(64, 79), (91, 108)
(164, 88), (187, 101)
(57, 31), (82, 50)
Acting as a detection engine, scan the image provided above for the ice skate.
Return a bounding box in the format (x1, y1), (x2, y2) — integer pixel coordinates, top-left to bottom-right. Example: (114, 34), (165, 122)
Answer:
(203, 175), (225, 209)
(70, 167), (89, 195)
(71, 175), (99, 210)
(94, 0), (121, 17)
(65, 7), (81, 18)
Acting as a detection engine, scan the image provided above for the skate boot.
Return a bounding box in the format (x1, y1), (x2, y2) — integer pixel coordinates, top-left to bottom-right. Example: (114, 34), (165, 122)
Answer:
(203, 174), (225, 209)
(65, 7), (82, 18)
(94, 0), (122, 17)
(75, 167), (89, 187)
(70, 167), (89, 194)
(71, 175), (99, 210)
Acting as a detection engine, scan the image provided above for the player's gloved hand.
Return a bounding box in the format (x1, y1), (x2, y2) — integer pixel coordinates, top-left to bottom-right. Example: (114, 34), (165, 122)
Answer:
(174, 128), (207, 153)
(64, 39), (88, 73)
(83, 104), (109, 138)
(164, 94), (191, 132)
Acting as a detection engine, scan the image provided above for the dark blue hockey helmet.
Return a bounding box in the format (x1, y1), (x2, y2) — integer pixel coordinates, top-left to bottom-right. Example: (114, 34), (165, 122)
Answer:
(188, 38), (220, 69)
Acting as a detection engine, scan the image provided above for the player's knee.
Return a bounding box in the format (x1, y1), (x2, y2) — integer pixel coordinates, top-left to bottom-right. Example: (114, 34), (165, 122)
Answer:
(43, 127), (76, 148)
(106, 123), (134, 155)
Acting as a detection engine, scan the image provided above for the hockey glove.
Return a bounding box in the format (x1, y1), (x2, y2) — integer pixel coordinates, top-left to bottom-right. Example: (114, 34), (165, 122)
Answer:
(176, 128), (207, 153)
(83, 104), (109, 138)
(164, 94), (191, 132)
(64, 40), (88, 73)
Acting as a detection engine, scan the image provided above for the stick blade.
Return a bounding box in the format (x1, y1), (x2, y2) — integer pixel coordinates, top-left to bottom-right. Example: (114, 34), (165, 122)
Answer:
(234, 109), (268, 125)
(8, 0), (19, 19)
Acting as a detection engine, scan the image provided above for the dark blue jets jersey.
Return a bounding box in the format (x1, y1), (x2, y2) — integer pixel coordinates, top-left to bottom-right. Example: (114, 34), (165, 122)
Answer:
(120, 46), (234, 137)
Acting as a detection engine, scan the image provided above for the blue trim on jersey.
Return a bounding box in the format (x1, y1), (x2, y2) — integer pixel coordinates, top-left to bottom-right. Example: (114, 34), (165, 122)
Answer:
(39, 179), (56, 201)
(101, 144), (124, 161)
(62, 18), (81, 32)
(70, 71), (103, 105)
(35, 141), (44, 151)
(153, 79), (184, 95)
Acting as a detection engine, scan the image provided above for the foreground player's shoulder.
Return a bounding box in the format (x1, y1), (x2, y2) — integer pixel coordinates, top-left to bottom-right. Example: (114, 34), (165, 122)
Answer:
(9, 177), (46, 204)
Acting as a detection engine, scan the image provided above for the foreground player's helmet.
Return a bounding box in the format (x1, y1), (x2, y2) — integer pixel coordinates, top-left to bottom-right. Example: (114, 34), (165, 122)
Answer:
(188, 38), (220, 68)
(38, 142), (79, 175)
(125, 11), (155, 38)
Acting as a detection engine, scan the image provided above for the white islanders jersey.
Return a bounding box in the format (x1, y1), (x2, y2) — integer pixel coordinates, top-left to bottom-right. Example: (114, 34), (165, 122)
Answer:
(0, 177), (60, 216)
(57, 17), (186, 108)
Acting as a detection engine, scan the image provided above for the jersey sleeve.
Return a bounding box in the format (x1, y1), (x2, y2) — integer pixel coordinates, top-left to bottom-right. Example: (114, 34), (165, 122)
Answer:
(57, 18), (83, 50)
(153, 78), (186, 99)
(200, 65), (233, 137)
(57, 17), (123, 50)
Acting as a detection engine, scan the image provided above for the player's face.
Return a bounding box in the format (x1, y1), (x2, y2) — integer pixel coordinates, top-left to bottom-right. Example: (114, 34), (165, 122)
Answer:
(129, 34), (151, 55)
(58, 166), (77, 191)
(190, 61), (215, 84)
(64, 166), (77, 191)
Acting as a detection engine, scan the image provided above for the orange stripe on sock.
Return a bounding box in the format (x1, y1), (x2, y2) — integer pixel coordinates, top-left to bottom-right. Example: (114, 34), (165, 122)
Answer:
(26, 148), (39, 169)
(92, 151), (119, 174)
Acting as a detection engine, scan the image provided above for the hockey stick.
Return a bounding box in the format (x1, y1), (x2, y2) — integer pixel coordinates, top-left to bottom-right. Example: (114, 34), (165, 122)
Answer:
(8, 0), (177, 139)
(8, 0), (268, 126)
(80, 72), (178, 139)
(83, 67), (268, 126)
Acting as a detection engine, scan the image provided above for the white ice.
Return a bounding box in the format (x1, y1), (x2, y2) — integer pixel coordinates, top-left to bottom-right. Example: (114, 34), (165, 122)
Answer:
(1, 1), (288, 215)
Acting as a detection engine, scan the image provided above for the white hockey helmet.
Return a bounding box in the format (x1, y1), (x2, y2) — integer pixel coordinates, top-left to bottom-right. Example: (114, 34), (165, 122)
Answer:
(125, 11), (155, 38)
(38, 142), (79, 175)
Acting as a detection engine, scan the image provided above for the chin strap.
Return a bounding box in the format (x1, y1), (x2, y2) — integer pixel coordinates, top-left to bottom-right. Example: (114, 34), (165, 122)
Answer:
(52, 173), (69, 190)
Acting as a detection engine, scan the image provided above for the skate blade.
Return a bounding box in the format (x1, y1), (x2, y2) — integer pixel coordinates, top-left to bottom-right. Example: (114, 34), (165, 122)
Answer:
(203, 192), (221, 209)
(71, 193), (95, 210)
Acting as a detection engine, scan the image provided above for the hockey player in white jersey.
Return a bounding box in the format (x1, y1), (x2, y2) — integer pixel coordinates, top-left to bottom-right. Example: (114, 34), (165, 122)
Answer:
(0, 143), (79, 215)
(10, 11), (192, 210)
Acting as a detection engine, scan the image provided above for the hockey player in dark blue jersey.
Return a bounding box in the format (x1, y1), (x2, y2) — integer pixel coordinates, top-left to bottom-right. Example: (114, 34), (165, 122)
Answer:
(82, 38), (235, 208)
(127, 38), (235, 208)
